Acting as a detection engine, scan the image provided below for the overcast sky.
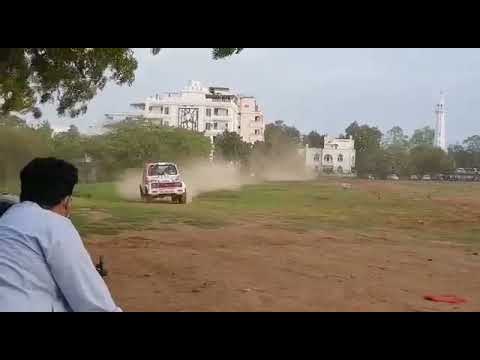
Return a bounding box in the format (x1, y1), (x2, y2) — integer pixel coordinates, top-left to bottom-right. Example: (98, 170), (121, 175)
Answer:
(33, 48), (480, 144)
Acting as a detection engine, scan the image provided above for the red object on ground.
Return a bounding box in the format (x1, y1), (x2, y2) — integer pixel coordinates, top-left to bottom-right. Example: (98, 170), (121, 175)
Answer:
(423, 295), (467, 304)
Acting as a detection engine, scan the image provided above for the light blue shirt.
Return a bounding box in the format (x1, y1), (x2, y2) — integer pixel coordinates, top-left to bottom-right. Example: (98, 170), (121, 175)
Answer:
(0, 201), (121, 312)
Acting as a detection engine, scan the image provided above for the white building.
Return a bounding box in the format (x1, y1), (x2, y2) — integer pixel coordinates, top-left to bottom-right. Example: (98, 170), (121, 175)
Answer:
(105, 80), (265, 144)
(299, 136), (356, 174)
(434, 91), (447, 152)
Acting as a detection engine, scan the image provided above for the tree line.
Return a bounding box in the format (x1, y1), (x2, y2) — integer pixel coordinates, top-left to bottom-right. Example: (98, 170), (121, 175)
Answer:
(214, 120), (480, 179)
(0, 116), (211, 190)
(2, 113), (479, 191)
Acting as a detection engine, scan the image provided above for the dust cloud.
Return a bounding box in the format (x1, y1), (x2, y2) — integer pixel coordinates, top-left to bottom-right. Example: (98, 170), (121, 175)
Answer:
(115, 169), (142, 200)
(250, 151), (316, 182)
(115, 154), (315, 202)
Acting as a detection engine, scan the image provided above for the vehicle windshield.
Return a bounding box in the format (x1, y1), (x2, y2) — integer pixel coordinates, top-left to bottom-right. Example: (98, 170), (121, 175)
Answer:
(148, 164), (177, 176)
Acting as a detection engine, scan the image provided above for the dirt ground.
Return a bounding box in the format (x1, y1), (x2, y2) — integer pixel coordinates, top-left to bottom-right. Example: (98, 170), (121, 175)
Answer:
(86, 223), (480, 312)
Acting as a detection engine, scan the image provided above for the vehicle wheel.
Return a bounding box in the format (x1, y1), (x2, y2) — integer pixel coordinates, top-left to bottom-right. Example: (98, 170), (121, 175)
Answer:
(171, 195), (178, 204)
(180, 192), (187, 204)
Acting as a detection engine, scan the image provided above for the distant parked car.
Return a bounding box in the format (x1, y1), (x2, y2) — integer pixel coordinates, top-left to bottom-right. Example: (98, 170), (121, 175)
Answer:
(410, 175), (419, 180)
(422, 174), (431, 181)
(431, 174), (444, 181)
(367, 174), (376, 180)
(387, 174), (399, 180)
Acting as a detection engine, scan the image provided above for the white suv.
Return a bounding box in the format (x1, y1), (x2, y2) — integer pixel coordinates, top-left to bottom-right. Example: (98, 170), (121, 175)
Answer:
(139, 162), (187, 204)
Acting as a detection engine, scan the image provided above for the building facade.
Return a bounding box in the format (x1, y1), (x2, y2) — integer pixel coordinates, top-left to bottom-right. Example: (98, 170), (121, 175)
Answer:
(105, 80), (265, 144)
(300, 136), (356, 174)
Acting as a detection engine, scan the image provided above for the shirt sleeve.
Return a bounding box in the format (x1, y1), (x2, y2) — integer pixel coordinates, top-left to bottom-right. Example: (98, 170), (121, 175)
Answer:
(44, 219), (122, 312)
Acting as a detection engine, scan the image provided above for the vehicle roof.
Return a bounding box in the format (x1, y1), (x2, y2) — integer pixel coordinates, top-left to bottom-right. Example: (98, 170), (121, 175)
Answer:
(145, 162), (177, 167)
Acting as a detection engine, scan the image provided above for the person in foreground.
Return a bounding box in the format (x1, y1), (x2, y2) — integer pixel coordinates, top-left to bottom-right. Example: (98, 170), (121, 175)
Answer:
(0, 157), (121, 312)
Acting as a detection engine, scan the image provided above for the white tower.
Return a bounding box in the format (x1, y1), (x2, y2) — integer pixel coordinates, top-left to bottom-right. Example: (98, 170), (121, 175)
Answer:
(434, 91), (447, 152)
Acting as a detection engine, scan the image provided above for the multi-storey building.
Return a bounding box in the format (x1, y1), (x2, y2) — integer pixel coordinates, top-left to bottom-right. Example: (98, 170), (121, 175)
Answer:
(105, 80), (265, 144)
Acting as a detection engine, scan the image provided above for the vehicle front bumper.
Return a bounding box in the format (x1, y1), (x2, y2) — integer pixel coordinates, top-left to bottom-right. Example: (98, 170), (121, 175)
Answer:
(146, 186), (186, 197)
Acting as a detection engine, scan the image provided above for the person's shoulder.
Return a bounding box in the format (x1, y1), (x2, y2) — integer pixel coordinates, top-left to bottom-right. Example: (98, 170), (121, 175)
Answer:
(48, 212), (78, 234)
(46, 212), (82, 251)
(19, 202), (80, 240)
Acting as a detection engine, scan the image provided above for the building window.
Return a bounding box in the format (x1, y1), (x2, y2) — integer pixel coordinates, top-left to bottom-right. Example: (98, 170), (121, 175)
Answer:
(148, 106), (153, 111)
(214, 108), (228, 116)
(164, 107), (169, 115)
(324, 154), (333, 163)
(255, 116), (261, 122)
(206, 108), (211, 117)
(205, 123), (211, 130)
(314, 153), (320, 161)
(338, 154), (344, 162)
(214, 122), (218, 130)
(254, 129), (260, 135)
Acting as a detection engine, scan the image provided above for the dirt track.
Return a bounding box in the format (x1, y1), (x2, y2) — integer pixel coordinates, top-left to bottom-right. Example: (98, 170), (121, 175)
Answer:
(86, 224), (480, 312)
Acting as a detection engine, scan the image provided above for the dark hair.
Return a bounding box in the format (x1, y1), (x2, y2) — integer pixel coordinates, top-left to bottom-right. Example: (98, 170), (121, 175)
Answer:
(20, 157), (78, 208)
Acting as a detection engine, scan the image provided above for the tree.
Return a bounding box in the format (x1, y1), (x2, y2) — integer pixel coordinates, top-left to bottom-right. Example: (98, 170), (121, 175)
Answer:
(448, 144), (471, 168)
(0, 125), (51, 190)
(249, 121), (305, 179)
(383, 126), (409, 148)
(385, 144), (410, 176)
(265, 120), (301, 148)
(345, 121), (383, 176)
(409, 126), (435, 148)
(100, 122), (211, 171)
(462, 135), (480, 168)
(52, 126), (85, 162)
(463, 135), (480, 153)
(67, 124), (81, 137)
(303, 131), (324, 148)
(0, 48), (243, 117)
(409, 145), (454, 176)
(214, 131), (251, 165)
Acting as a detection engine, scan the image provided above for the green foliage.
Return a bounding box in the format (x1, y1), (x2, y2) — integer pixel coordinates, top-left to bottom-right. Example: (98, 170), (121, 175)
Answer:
(152, 48), (243, 59)
(383, 126), (409, 148)
(384, 144), (410, 177)
(0, 125), (51, 191)
(409, 126), (435, 148)
(1, 116), (212, 186)
(248, 120), (304, 178)
(0, 48), (243, 118)
(303, 131), (324, 148)
(409, 145), (454, 175)
(448, 135), (480, 168)
(344, 121), (383, 176)
(463, 135), (480, 154)
(214, 131), (251, 164)
(264, 120), (301, 151)
(95, 122), (211, 176)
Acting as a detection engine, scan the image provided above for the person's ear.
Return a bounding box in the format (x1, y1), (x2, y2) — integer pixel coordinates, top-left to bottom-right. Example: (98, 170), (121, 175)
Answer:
(63, 196), (72, 217)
